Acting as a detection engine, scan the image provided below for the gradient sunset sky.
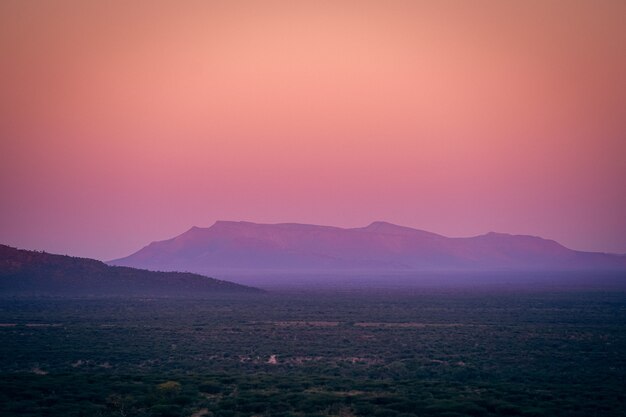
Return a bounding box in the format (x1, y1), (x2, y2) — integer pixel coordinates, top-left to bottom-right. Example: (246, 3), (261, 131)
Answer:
(1, 0), (625, 260)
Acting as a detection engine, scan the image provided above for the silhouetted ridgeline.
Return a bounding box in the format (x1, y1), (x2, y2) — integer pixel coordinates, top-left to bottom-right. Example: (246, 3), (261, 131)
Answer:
(0, 245), (261, 296)
(110, 221), (626, 285)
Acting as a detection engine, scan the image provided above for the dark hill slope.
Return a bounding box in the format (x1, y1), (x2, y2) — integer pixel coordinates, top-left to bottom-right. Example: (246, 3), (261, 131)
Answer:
(0, 244), (261, 296)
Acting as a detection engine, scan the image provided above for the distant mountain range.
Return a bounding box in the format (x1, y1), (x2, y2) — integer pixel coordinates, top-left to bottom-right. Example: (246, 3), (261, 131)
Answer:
(0, 244), (260, 296)
(110, 221), (626, 276)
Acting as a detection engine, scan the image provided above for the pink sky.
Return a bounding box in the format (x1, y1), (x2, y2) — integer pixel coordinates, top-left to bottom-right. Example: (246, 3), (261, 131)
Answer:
(1, 0), (625, 260)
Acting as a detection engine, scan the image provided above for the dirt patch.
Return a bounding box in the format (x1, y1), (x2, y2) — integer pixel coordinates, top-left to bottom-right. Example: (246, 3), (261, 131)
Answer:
(305, 388), (369, 397)
(354, 322), (472, 328)
(32, 367), (48, 375)
(283, 356), (324, 364)
(355, 322), (427, 328)
(269, 321), (340, 327)
(189, 408), (209, 417)
(343, 356), (384, 365)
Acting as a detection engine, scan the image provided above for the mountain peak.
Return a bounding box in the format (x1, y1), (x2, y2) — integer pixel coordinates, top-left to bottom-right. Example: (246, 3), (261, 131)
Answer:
(210, 220), (264, 229)
(211, 220), (243, 227)
(363, 221), (407, 233)
(366, 221), (398, 229)
(360, 221), (440, 237)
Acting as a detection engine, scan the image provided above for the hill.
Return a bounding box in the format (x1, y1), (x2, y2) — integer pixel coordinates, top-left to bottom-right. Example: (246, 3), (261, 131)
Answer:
(110, 221), (626, 277)
(0, 244), (261, 296)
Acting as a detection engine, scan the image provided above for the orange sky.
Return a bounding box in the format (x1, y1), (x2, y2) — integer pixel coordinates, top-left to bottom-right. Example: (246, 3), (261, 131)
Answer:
(1, 0), (625, 259)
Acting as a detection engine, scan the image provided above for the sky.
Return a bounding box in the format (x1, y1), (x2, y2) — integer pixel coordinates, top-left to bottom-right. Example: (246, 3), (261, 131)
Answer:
(1, 0), (625, 260)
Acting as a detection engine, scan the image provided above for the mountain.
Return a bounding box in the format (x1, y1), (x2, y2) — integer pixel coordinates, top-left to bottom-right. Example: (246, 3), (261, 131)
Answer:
(109, 221), (626, 278)
(0, 244), (261, 296)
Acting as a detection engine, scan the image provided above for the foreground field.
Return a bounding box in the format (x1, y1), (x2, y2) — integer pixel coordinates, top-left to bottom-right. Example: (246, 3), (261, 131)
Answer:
(0, 290), (625, 417)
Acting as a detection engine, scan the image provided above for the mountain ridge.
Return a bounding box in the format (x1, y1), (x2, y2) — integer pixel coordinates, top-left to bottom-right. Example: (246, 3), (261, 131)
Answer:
(109, 221), (626, 275)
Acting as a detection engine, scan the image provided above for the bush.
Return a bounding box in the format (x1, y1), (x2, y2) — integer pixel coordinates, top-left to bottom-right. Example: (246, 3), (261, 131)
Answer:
(150, 404), (182, 417)
(199, 381), (222, 394)
(156, 381), (182, 398)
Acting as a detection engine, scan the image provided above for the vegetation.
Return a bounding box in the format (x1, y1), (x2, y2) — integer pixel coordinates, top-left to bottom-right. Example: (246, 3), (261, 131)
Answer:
(0, 290), (625, 416)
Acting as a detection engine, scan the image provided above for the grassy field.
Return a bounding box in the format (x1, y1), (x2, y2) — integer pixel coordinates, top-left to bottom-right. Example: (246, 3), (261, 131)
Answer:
(1, 290), (625, 416)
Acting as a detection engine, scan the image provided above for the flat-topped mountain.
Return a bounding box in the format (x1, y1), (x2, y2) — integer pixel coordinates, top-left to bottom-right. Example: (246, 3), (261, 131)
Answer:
(0, 244), (261, 296)
(110, 221), (626, 276)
